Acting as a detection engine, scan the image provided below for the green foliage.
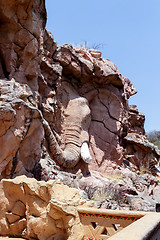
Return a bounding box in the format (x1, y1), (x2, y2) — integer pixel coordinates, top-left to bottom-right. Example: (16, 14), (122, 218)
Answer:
(147, 130), (160, 149)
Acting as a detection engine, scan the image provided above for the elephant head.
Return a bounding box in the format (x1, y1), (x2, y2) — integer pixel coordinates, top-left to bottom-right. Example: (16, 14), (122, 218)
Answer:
(43, 81), (92, 168)
(42, 45), (137, 170)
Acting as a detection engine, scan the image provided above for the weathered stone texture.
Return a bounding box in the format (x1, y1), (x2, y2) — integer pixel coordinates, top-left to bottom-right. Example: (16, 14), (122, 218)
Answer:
(0, 176), (94, 240)
(0, 0), (159, 179)
(0, 0), (160, 239)
(0, 0), (160, 215)
(0, 79), (44, 179)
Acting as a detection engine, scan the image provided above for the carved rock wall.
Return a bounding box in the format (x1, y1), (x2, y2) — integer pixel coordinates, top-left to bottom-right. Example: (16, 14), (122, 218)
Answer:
(0, 0), (159, 179)
(1, 1), (160, 239)
(0, 175), (94, 240)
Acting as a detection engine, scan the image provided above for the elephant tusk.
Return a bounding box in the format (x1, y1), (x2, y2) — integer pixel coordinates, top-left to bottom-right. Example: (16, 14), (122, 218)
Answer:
(81, 142), (92, 163)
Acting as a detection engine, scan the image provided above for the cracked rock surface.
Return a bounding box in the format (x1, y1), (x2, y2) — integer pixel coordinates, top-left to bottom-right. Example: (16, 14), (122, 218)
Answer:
(0, 175), (94, 239)
(0, 0), (160, 229)
(0, 0), (160, 178)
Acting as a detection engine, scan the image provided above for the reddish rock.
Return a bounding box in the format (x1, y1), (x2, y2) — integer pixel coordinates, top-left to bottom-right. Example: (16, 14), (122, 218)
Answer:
(0, 0), (159, 183)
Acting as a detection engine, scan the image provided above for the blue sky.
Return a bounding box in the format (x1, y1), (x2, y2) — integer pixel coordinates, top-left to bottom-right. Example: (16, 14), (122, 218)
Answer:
(46, 0), (160, 132)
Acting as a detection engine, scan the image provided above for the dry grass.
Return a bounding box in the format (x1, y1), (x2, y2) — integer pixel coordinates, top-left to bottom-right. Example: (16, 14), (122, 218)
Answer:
(91, 191), (109, 202)
(91, 174), (124, 202)
(138, 166), (148, 175)
(102, 173), (124, 182)
(155, 176), (160, 183)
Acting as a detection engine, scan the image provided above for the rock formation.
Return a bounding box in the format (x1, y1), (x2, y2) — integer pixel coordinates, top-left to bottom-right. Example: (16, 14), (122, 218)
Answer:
(0, 174), (160, 240)
(0, 0), (159, 179)
(0, 175), (94, 240)
(0, 1), (160, 236)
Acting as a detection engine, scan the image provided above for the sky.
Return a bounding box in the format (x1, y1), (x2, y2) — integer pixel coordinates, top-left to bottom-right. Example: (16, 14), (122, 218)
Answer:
(45, 0), (160, 133)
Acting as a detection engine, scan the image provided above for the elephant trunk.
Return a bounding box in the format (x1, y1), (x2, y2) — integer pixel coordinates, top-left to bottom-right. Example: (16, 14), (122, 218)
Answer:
(42, 118), (92, 168)
(42, 118), (81, 168)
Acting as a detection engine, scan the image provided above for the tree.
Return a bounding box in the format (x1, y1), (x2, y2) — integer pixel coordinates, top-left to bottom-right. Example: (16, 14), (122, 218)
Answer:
(147, 130), (160, 149)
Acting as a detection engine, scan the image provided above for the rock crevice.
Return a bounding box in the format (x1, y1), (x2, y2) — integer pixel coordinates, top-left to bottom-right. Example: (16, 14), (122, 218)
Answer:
(0, 0), (160, 228)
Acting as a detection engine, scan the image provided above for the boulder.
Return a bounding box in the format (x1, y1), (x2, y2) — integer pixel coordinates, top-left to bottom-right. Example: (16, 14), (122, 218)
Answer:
(0, 176), (94, 240)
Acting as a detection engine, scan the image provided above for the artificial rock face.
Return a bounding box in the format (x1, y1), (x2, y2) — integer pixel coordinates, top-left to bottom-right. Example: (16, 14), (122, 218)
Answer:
(0, 78), (44, 179)
(52, 45), (137, 173)
(0, 0), (159, 180)
(0, 175), (93, 240)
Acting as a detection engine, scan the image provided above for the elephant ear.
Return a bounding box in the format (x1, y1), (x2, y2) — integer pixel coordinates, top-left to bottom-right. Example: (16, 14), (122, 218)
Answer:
(81, 142), (92, 163)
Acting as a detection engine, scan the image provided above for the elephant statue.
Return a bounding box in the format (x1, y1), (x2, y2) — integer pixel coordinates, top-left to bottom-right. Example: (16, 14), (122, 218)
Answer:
(42, 81), (92, 168)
